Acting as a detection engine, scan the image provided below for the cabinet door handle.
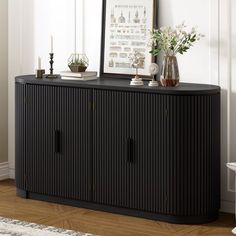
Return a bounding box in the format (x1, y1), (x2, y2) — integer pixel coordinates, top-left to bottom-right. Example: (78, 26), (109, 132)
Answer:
(127, 138), (134, 163)
(55, 130), (60, 153)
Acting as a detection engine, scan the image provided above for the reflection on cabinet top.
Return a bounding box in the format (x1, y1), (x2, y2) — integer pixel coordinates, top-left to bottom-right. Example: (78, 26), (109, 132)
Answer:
(16, 75), (220, 95)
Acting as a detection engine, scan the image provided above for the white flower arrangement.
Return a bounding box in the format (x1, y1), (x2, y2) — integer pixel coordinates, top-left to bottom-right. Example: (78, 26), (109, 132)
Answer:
(149, 22), (204, 56)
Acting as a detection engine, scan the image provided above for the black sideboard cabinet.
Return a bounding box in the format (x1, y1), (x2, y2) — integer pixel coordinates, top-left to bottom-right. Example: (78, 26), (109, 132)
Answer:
(15, 75), (221, 224)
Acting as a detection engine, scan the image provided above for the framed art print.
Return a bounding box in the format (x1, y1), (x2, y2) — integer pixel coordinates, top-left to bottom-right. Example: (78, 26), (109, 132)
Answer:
(100, 0), (158, 79)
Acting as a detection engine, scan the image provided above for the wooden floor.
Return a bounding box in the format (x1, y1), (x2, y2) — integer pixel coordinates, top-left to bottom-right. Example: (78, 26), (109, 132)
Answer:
(0, 180), (235, 236)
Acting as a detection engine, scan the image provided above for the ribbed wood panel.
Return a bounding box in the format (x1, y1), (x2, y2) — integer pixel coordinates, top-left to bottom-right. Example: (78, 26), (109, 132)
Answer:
(128, 92), (167, 214)
(15, 81), (220, 223)
(15, 83), (27, 190)
(165, 95), (220, 217)
(93, 90), (130, 208)
(93, 89), (220, 217)
(24, 85), (91, 201)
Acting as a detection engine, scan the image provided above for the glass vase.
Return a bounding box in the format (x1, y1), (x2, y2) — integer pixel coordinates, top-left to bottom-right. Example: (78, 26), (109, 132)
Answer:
(160, 56), (180, 87)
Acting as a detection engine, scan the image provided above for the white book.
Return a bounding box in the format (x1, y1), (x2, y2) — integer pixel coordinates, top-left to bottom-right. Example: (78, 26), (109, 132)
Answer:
(60, 71), (97, 78)
(61, 76), (97, 81)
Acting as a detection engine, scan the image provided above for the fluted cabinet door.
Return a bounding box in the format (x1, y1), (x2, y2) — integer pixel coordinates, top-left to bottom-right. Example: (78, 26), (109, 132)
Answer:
(128, 92), (166, 213)
(129, 93), (220, 216)
(26, 85), (91, 201)
(93, 89), (220, 218)
(93, 90), (131, 207)
(92, 90), (166, 210)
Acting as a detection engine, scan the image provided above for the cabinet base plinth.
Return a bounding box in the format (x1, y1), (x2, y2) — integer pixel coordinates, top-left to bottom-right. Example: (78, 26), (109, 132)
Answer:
(16, 188), (219, 225)
(16, 189), (29, 198)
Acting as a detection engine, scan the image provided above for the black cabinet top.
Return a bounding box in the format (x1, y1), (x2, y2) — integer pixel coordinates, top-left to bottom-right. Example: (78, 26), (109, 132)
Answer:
(15, 75), (220, 95)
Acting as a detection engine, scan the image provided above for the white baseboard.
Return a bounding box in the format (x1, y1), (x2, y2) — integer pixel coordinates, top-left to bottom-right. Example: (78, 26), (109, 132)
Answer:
(221, 200), (235, 214)
(9, 168), (15, 179)
(0, 162), (9, 180)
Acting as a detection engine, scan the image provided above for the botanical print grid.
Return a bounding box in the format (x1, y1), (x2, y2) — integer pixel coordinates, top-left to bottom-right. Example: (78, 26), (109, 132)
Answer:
(104, 0), (153, 76)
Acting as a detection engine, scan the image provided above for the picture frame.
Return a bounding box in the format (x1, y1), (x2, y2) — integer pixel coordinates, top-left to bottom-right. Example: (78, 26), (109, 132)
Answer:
(100, 0), (158, 79)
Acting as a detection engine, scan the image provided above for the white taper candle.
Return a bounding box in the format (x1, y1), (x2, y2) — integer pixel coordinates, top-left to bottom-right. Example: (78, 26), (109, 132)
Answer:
(38, 57), (41, 69)
(51, 36), (53, 53)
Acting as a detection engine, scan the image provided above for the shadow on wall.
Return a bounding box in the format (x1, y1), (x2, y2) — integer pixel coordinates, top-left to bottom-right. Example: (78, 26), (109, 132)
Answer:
(227, 91), (236, 190)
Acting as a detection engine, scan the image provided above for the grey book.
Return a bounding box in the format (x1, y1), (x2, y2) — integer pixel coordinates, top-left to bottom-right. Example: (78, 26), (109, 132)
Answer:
(61, 76), (97, 81)
(60, 71), (97, 78)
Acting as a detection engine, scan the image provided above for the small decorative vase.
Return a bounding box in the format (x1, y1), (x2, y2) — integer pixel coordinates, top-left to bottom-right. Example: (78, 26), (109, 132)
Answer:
(160, 56), (180, 87)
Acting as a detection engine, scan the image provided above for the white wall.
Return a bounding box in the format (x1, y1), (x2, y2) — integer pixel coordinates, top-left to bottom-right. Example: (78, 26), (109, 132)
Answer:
(8, 0), (236, 213)
(219, 0), (236, 213)
(0, 0), (8, 175)
(158, 0), (219, 85)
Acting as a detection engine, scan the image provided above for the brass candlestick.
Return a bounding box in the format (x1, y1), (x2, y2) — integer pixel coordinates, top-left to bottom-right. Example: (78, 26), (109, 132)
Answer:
(46, 53), (57, 79)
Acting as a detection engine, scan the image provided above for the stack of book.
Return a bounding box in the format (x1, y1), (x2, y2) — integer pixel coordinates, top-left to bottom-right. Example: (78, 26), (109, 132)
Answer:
(60, 71), (97, 81)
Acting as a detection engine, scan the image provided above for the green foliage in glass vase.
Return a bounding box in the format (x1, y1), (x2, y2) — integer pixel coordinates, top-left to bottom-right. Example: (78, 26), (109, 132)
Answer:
(149, 22), (204, 56)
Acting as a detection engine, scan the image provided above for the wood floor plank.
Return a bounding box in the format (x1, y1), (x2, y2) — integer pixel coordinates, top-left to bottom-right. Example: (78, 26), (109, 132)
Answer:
(0, 180), (235, 236)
